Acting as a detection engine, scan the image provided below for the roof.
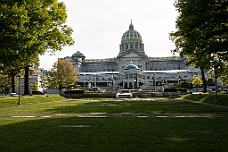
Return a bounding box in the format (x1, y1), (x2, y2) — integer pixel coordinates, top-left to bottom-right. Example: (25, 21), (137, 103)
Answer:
(72, 51), (85, 58)
(124, 61), (139, 70)
(121, 21), (142, 42)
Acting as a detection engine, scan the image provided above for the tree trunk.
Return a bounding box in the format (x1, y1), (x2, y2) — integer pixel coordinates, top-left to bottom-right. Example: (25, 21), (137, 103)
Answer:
(24, 65), (31, 95)
(200, 67), (207, 93)
(11, 76), (15, 93)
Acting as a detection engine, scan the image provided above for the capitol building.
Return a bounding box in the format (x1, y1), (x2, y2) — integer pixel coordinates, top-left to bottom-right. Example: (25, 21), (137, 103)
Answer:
(62, 22), (205, 91)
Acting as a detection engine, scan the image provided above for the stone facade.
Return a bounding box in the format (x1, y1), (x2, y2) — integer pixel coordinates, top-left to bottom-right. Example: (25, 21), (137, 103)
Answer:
(62, 22), (207, 91)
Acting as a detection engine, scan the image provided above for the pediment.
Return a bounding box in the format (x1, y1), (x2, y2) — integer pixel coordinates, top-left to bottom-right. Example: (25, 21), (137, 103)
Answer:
(122, 52), (141, 58)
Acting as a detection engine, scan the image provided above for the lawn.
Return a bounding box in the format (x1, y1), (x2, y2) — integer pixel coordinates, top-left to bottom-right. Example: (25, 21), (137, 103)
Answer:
(182, 94), (228, 106)
(0, 94), (66, 108)
(0, 96), (227, 152)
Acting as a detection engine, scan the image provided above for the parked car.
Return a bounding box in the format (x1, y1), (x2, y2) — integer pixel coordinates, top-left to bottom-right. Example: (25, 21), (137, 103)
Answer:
(116, 89), (133, 98)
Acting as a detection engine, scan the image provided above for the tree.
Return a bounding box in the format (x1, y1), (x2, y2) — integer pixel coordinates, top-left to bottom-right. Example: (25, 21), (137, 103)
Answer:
(39, 74), (50, 92)
(48, 59), (77, 92)
(192, 76), (203, 89)
(179, 80), (193, 89)
(216, 62), (228, 87)
(0, 0), (74, 95)
(0, 74), (12, 95)
(0, 2), (28, 93)
(31, 82), (38, 92)
(170, 0), (228, 93)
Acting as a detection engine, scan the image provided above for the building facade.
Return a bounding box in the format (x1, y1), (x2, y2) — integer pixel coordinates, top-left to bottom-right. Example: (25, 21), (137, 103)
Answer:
(62, 22), (206, 91)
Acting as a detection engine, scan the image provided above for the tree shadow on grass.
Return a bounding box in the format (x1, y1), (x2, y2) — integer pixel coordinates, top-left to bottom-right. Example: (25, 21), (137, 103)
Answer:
(44, 100), (228, 117)
(0, 116), (228, 152)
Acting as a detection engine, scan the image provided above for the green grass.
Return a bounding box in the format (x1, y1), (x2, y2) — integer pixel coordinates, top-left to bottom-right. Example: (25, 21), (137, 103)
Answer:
(0, 97), (227, 152)
(182, 94), (228, 106)
(0, 98), (227, 117)
(0, 94), (66, 108)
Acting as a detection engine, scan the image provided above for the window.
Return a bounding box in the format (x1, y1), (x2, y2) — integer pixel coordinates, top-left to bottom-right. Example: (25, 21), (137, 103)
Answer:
(135, 43), (138, 49)
(130, 42), (133, 49)
(125, 44), (128, 49)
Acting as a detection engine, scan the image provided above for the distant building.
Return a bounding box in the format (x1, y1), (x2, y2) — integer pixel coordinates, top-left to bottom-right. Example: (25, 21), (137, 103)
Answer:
(14, 67), (47, 94)
(61, 21), (209, 91)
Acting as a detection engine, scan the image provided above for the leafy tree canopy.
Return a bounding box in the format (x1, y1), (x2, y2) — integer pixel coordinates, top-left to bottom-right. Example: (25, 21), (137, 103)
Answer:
(48, 59), (77, 89)
(0, 0), (74, 95)
(0, 0), (74, 72)
(170, 0), (228, 92)
(192, 76), (203, 88)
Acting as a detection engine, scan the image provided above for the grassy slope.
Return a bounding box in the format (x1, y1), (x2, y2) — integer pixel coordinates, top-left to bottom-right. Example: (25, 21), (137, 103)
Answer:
(182, 94), (228, 106)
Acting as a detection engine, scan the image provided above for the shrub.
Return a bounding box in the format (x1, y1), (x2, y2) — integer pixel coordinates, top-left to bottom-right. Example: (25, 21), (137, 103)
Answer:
(164, 87), (187, 92)
(64, 89), (85, 94)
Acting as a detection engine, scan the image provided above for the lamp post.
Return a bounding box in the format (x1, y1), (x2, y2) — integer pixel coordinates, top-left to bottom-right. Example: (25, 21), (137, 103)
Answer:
(68, 80), (70, 99)
(154, 73), (156, 91)
(83, 74), (86, 89)
(112, 69), (114, 92)
(17, 71), (21, 105)
(122, 74), (125, 89)
(134, 73), (138, 90)
(214, 65), (218, 103)
(177, 72), (180, 85)
(111, 80), (113, 93)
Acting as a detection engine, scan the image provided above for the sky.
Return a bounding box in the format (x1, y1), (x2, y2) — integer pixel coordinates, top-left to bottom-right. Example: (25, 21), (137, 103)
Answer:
(39, 0), (179, 70)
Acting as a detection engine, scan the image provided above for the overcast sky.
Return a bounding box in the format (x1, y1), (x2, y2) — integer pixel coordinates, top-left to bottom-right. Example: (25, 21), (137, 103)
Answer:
(39, 0), (179, 69)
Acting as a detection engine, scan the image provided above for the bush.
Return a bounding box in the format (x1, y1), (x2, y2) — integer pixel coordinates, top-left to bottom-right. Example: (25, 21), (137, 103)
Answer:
(64, 89), (85, 94)
(32, 91), (45, 95)
(164, 88), (187, 92)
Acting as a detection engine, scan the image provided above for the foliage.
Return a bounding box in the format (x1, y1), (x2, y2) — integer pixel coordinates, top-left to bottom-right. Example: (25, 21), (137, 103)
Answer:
(217, 62), (228, 86)
(39, 74), (49, 90)
(0, 0), (74, 66)
(31, 82), (38, 91)
(0, 2), (28, 70)
(48, 59), (77, 89)
(0, 74), (12, 94)
(179, 80), (192, 89)
(192, 76), (202, 88)
(170, 0), (228, 92)
(0, 0), (74, 94)
(64, 89), (85, 94)
(164, 87), (187, 92)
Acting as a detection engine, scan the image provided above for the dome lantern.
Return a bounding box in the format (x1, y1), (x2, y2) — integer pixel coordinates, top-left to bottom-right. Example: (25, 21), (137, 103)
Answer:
(129, 19), (134, 30)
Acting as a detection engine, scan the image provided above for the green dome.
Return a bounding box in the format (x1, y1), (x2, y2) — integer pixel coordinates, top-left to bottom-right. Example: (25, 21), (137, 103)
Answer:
(72, 51), (85, 58)
(121, 21), (142, 42)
